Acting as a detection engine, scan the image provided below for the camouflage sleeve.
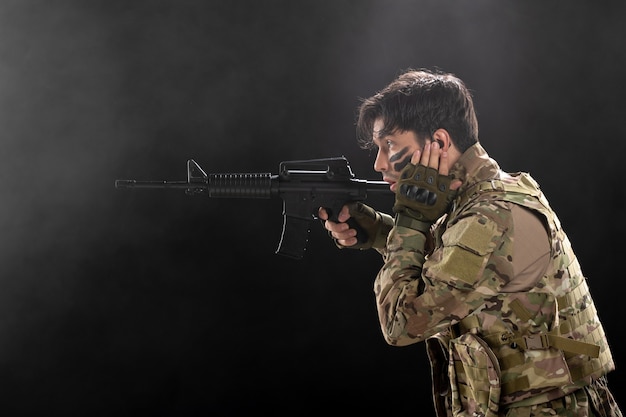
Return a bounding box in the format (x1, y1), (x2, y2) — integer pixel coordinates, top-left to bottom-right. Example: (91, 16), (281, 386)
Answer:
(374, 211), (508, 347)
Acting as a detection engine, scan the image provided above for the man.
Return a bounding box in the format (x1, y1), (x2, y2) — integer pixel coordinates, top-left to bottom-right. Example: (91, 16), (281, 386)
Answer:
(319, 69), (622, 416)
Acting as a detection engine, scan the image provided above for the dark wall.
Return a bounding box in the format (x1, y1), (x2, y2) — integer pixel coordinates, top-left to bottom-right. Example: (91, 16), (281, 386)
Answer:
(0, 1), (623, 414)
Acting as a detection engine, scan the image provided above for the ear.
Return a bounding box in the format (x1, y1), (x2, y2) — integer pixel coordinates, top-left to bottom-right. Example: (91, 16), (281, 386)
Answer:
(432, 129), (452, 151)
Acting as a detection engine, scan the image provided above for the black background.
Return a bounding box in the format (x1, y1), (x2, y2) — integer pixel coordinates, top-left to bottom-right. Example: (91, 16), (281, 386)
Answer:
(1, 1), (624, 415)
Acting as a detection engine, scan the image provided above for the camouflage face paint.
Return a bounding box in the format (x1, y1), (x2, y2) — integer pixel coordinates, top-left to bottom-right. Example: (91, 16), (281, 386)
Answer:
(390, 146), (412, 173)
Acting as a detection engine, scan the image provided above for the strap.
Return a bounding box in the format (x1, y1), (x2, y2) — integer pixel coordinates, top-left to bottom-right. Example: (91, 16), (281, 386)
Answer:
(509, 298), (532, 322)
(510, 333), (600, 358)
(394, 213), (431, 233)
(458, 301), (600, 358)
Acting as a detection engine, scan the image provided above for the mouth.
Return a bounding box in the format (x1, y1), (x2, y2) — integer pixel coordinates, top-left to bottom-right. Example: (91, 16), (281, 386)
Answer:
(383, 177), (397, 192)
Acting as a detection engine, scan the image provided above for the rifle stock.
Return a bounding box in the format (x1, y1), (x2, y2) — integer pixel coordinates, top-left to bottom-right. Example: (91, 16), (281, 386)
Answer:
(115, 156), (390, 259)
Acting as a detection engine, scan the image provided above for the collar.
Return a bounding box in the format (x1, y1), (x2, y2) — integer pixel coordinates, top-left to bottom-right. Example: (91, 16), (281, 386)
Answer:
(450, 142), (502, 195)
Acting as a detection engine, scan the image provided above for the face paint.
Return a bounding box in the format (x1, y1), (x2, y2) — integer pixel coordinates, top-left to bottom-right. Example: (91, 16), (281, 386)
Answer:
(390, 147), (412, 173)
(389, 146), (408, 163)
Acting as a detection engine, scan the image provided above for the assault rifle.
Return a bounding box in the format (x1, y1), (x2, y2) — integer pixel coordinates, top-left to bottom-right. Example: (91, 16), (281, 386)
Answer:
(115, 156), (391, 259)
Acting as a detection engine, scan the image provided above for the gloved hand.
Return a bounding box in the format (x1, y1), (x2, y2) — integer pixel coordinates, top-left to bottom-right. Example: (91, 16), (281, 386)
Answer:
(393, 163), (458, 232)
(329, 202), (393, 250)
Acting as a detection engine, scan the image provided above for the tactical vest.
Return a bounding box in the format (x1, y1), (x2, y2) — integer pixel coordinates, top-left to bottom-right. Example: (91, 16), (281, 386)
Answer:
(431, 171), (615, 416)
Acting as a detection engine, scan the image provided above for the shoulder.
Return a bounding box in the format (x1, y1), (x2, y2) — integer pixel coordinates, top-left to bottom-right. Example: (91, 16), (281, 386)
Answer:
(450, 196), (515, 234)
(424, 210), (511, 292)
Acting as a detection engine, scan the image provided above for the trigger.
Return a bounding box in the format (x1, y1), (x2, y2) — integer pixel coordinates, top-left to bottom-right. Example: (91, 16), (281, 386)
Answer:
(325, 207), (340, 223)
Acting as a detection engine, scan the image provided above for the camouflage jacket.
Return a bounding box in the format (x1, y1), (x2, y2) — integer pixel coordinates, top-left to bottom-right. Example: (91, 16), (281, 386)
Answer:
(374, 143), (616, 415)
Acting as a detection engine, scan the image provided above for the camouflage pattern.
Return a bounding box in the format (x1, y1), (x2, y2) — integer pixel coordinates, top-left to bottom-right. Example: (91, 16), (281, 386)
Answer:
(374, 143), (621, 416)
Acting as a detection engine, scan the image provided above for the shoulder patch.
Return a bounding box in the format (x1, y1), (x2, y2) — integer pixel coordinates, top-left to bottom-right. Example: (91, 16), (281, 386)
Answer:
(425, 215), (503, 288)
(444, 216), (497, 256)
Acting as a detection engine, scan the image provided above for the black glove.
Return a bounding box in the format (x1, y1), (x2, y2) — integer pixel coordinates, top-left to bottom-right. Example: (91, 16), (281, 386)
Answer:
(333, 202), (393, 250)
(392, 163), (458, 232)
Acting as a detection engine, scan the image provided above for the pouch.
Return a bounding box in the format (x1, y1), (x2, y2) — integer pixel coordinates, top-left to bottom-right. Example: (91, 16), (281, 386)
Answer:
(449, 332), (502, 417)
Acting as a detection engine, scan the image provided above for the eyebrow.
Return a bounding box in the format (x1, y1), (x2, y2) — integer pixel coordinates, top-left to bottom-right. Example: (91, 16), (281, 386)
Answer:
(371, 131), (386, 145)
(373, 123), (396, 140)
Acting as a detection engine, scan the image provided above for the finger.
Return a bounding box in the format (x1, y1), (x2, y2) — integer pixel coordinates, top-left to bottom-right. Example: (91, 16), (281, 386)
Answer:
(339, 237), (358, 247)
(439, 150), (462, 190)
(419, 142), (431, 166)
(410, 149), (421, 165)
(325, 217), (350, 233)
(332, 227), (357, 241)
(337, 204), (352, 223)
(318, 207), (328, 220)
(450, 179), (463, 191)
(438, 149), (450, 175)
(428, 141), (441, 169)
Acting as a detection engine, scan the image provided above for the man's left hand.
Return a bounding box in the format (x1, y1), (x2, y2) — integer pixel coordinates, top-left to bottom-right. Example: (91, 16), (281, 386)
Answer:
(393, 141), (462, 224)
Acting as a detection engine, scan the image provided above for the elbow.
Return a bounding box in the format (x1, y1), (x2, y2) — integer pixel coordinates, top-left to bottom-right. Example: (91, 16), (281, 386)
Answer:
(380, 320), (421, 347)
(382, 332), (402, 346)
(381, 332), (419, 347)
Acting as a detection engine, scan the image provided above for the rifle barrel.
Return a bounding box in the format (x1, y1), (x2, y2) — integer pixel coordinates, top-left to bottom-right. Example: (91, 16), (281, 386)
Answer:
(115, 180), (191, 189)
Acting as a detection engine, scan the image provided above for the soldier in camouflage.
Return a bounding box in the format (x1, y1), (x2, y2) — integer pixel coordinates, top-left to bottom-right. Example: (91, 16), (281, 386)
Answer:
(320, 69), (622, 416)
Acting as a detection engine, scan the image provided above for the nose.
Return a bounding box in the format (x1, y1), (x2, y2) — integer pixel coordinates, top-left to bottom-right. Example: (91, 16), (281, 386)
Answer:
(373, 149), (388, 173)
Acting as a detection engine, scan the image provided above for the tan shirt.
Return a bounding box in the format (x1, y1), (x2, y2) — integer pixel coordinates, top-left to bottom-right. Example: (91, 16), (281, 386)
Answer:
(501, 204), (551, 292)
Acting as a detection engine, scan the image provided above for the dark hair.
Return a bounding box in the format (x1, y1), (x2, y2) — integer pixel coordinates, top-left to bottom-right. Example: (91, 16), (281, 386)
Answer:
(356, 68), (479, 153)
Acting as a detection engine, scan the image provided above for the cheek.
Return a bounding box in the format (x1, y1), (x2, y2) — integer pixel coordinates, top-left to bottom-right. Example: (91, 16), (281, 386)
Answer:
(390, 147), (412, 173)
(393, 155), (412, 173)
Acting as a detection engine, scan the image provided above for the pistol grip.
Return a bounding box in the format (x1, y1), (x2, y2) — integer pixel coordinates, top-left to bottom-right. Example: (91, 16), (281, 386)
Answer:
(327, 208), (368, 245)
(346, 217), (369, 244)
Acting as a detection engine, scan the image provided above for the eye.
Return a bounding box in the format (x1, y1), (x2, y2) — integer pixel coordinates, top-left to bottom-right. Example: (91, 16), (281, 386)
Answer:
(386, 139), (394, 148)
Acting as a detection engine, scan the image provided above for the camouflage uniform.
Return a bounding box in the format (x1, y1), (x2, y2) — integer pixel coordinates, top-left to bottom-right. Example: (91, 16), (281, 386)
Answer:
(374, 143), (622, 416)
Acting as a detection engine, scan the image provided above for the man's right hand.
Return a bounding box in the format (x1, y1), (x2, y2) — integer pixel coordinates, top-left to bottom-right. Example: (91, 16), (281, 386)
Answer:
(319, 204), (359, 247)
(319, 202), (393, 250)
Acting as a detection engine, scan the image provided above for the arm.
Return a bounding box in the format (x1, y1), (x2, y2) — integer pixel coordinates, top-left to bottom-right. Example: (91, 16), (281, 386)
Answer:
(374, 224), (450, 345)
(377, 205), (510, 346)
(375, 142), (466, 345)
(319, 203), (393, 254)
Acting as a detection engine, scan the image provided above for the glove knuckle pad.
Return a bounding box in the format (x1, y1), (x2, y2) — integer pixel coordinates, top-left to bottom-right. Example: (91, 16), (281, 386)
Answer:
(393, 163), (458, 222)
